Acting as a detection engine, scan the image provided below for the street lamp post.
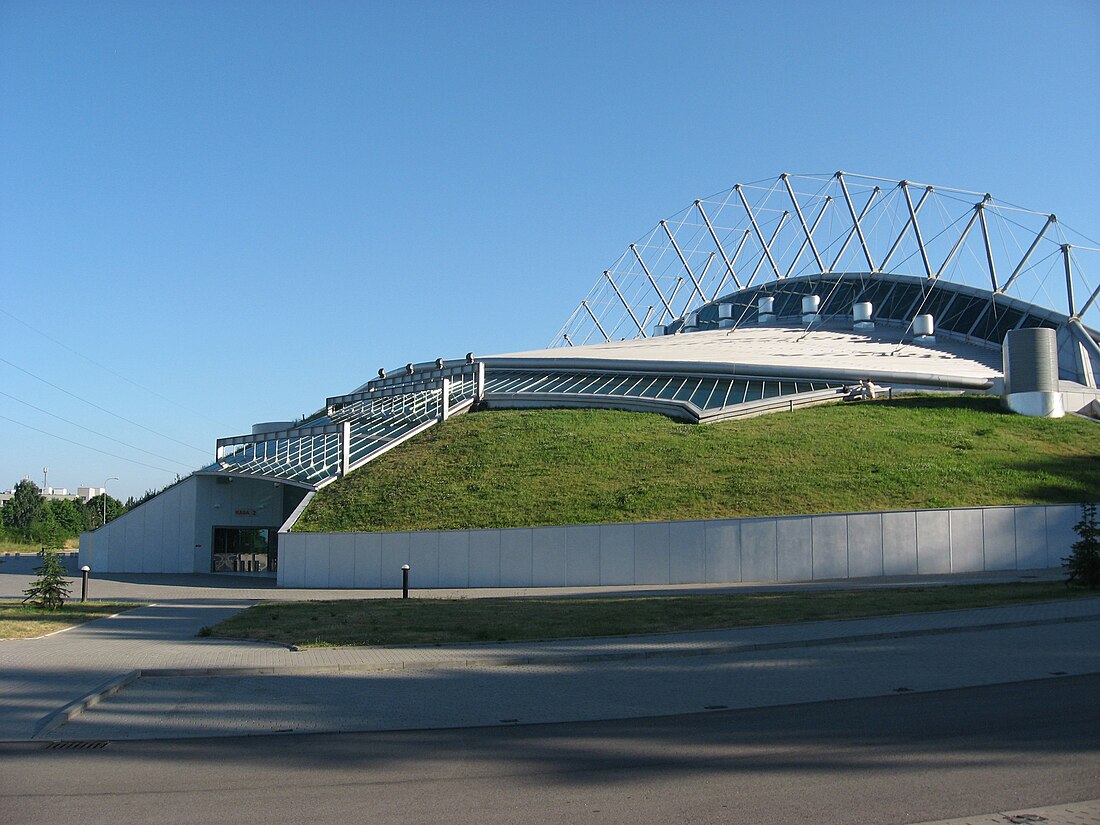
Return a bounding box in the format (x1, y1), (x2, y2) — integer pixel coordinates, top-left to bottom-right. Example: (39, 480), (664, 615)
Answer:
(102, 477), (119, 528)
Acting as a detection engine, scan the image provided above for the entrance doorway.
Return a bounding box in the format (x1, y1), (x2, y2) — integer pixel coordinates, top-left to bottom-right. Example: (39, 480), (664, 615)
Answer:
(211, 527), (277, 574)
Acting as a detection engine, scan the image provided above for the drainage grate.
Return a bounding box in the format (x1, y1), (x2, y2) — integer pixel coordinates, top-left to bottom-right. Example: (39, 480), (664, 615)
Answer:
(44, 741), (110, 750)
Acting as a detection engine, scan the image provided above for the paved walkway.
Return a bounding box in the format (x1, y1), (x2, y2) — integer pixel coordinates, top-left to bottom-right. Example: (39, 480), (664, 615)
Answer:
(4, 556), (1098, 821)
(2, 553), (1098, 742)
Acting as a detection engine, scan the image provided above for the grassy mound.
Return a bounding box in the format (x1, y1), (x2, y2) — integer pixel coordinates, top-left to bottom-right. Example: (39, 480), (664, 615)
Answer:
(295, 395), (1100, 533)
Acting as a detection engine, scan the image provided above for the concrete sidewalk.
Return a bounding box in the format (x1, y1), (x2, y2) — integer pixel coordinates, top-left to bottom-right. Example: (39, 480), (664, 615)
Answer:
(2, 578), (1098, 741)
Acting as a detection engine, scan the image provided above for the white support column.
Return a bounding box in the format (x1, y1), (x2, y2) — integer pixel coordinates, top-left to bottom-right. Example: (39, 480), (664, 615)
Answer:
(880, 185), (932, 273)
(475, 361), (486, 401)
(977, 202), (999, 291)
(340, 421), (351, 476)
(1063, 244), (1076, 316)
(440, 377), (451, 420)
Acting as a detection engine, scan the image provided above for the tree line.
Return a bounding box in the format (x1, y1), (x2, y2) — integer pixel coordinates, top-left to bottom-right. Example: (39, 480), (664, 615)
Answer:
(0, 479), (125, 547)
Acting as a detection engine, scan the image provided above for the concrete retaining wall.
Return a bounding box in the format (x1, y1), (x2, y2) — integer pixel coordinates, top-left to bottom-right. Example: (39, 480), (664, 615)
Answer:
(278, 503), (1085, 589)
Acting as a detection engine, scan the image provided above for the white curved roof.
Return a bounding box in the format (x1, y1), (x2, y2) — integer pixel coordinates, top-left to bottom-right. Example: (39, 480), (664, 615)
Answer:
(487, 323), (1003, 389)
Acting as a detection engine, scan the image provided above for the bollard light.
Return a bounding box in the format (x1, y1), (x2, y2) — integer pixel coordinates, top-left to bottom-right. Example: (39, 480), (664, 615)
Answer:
(80, 565), (91, 602)
(401, 564), (410, 599)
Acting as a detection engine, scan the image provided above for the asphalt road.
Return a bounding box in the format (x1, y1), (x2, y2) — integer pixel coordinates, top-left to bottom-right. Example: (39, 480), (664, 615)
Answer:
(3, 675), (1098, 825)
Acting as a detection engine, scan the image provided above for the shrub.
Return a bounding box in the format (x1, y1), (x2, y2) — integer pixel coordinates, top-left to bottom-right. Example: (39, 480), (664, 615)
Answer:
(1064, 503), (1100, 589)
(21, 549), (72, 610)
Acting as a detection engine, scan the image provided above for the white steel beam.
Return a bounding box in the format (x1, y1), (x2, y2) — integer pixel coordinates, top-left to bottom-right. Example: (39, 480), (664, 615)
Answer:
(581, 300), (611, 342)
(604, 270), (648, 337)
(782, 173), (826, 272)
(1063, 244), (1076, 316)
(735, 184), (783, 279)
(630, 243), (676, 323)
(935, 201), (983, 279)
(696, 200), (744, 291)
(977, 202), (1000, 291)
(711, 231), (751, 299)
(746, 212), (790, 288)
(999, 213), (1056, 295)
(836, 172), (877, 271)
(785, 196), (832, 277)
(899, 183), (935, 278)
(661, 220), (709, 306)
(829, 185), (882, 272)
(880, 185), (932, 272)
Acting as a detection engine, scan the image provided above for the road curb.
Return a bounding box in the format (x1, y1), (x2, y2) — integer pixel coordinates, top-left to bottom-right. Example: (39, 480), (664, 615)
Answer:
(33, 670), (141, 739)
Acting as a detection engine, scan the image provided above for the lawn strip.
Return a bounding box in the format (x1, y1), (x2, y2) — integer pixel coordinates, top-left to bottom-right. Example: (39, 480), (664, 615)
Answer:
(0, 602), (144, 640)
(205, 582), (1092, 648)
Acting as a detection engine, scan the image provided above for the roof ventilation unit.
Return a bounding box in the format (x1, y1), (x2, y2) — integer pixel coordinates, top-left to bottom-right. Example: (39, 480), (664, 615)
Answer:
(853, 302), (874, 331)
(684, 311), (698, 331)
(718, 302), (734, 329)
(912, 314), (936, 344)
(758, 296), (775, 324)
(1003, 327), (1064, 418)
(801, 295), (820, 324)
(652, 323), (666, 336)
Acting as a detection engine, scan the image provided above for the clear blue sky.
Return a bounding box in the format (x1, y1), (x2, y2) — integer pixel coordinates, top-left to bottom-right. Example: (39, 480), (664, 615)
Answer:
(2, 0), (1098, 500)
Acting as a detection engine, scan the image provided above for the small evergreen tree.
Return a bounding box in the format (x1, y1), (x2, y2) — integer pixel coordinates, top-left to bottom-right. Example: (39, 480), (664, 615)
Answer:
(1064, 503), (1100, 589)
(22, 549), (72, 610)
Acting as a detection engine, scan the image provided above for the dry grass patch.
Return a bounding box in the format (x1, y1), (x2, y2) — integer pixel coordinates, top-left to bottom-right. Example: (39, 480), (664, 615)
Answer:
(0, 602), (141, 639)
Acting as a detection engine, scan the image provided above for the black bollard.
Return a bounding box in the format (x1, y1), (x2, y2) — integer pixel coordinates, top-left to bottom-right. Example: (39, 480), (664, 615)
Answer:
(401, 564), (410, 599)
(80, 565), (90, 602)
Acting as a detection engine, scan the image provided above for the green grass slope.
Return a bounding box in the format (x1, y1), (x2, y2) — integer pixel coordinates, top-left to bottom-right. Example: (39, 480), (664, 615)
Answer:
(294, 396), (1100, 533)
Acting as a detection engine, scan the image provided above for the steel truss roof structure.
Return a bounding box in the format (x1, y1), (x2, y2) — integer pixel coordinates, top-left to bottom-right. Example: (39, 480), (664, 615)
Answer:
(554, 172), (1099, 361)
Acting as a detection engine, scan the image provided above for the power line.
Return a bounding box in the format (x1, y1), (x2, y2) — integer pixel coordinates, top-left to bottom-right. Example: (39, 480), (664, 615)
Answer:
(0, 388), (196, 470)
(0, 412), (186, 474)
(0, 305), (236, 430)
(0, 355), (209, 455)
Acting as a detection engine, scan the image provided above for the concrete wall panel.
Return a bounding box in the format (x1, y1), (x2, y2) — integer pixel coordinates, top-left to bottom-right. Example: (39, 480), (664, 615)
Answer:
(280, 534), (307, 587)
(352, 532), (382, 588)
(327, 533), (356, 588)
(668, 521), (704, 584)
(982, 508), (1017, 570)
(500, 529), (533, 587)
(882, 511), (917, 575)
(437, 531), (470, 588)
(566, 525), (601, 586)
(777, 517), (813, 581)
(741, 519), (777, 583)
(812, 515), (849, 580)
(704, 522), (740, 583)
(301, 533), (331, 588)
(532, 527), (567, 586)
(380, 532), (411, 588)
(948, 509), (985, 572)
(468, 530), (501, 587)
(599, 524), (635, 585)
(916, 510), (951, 574)
(633, 522), (672, 585)
(846, 513), (883, 578)
(409, 532), (441, 588)
(1014, 507), (1048, 570)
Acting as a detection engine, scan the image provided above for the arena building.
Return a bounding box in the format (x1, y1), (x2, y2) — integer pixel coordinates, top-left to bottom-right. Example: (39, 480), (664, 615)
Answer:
(79, 172), (1100, 586)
